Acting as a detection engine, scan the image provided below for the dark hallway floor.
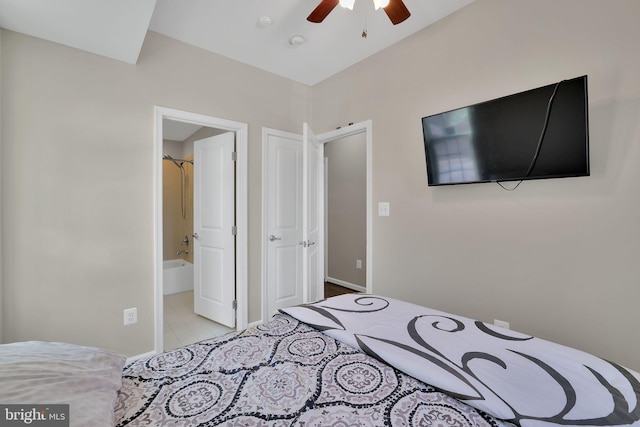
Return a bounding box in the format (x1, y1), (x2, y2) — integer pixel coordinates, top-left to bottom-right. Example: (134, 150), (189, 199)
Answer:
(324, 282), (357, 298)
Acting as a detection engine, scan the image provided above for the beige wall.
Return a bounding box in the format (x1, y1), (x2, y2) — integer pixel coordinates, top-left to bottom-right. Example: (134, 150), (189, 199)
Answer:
(0, 28), (3, 343)
(311, 0), (640, 371)
(0, 30), (309, 355)
(325, 133), (366, 288)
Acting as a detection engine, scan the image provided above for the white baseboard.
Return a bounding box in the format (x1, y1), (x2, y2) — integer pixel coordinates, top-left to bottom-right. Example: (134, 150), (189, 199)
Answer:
(126, 350), (156, 364)
(326, 277), (366, 293)
(247, 320), (263, 329)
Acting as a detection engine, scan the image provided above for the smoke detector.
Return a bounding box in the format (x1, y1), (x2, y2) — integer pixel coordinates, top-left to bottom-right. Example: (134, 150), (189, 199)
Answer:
(289, 35), (305, 46)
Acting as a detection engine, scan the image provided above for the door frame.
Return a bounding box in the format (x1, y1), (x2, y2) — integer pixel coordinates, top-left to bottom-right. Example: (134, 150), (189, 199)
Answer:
(261, 120), (372, 322)
(317, 120), (373, 297)
(153, 106), (248, 354)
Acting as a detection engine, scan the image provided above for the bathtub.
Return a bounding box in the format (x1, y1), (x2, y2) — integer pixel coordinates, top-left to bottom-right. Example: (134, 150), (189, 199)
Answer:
(163, 259), (194, 295)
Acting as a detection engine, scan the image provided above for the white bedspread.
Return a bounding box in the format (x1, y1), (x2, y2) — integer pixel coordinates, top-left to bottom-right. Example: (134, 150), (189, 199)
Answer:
(0, 341), (127, 427)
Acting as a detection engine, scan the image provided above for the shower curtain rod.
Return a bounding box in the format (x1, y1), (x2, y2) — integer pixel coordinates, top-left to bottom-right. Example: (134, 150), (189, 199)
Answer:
(162, 156), (193, 164)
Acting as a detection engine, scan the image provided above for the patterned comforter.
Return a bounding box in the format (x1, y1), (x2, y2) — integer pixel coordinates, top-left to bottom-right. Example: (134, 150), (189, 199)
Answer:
(115, 313), (500, 426)
(283, 295), (640, 427)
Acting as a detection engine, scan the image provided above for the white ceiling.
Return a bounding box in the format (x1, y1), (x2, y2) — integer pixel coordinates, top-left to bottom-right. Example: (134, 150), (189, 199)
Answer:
(0, 0), (156, 64)
(0, 0), (473, 86)
(163, 119), (202, 142)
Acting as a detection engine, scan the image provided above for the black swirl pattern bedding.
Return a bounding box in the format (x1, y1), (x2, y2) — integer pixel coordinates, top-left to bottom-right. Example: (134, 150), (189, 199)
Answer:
(115, 313), (501, 426)
(282, 295), (640, 427)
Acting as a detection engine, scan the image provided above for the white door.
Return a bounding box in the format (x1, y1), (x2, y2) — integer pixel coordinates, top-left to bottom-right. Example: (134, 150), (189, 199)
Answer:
(303, 123), (324, 303)
(264, 130), (303, 318)
(193, 132), (236, 328)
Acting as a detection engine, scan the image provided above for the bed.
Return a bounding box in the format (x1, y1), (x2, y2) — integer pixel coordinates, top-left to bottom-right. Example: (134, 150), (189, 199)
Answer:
(115, 312), (499, 426)
(2, 294), (639, 427)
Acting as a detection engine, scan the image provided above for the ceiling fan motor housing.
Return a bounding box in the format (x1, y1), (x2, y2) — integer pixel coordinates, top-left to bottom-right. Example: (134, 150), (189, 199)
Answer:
(307, 0), (410, 25)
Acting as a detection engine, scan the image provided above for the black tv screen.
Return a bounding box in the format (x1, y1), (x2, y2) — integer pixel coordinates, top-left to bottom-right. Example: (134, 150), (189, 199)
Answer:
(421, 76), (589, 186)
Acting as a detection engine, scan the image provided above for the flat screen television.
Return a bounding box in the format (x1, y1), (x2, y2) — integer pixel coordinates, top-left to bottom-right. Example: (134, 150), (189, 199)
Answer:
(421, 75), (589, 186)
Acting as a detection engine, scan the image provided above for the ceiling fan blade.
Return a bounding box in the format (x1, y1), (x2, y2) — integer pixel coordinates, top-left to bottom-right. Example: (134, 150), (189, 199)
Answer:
(307, 0), (340, 23)
(383, 0), (411, 25)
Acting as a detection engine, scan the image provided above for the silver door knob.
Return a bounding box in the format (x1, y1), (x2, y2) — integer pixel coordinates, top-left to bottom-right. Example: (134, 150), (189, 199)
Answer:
(192, 233), (200, 240)
(269, 235), (281, 241)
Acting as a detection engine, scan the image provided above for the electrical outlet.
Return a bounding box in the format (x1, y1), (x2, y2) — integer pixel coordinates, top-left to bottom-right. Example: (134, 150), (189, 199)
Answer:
(494, 319), (510, 329)
(356, 259), (362, 270)
(124, 308), (137, 326)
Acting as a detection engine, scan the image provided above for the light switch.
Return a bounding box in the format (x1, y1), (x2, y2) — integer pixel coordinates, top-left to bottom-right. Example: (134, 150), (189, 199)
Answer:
(378, 202), (390, 216)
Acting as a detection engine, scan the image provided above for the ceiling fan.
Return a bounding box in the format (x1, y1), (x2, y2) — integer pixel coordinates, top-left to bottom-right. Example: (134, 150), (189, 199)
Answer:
(307, 0), (411, 25)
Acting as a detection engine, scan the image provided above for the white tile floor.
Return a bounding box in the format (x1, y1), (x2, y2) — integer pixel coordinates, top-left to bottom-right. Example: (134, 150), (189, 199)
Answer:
(163, 291), (235, 351)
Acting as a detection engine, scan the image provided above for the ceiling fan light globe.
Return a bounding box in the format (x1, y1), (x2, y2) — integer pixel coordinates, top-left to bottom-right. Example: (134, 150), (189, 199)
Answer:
(373, 0), (390, 10)
(339, 0), (356, 10)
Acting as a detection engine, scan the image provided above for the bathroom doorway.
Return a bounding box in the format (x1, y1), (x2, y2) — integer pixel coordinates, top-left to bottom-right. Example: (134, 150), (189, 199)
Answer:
(154, 107), (248, 354)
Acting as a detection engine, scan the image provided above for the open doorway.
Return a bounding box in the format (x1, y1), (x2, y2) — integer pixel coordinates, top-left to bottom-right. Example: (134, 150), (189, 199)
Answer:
(319, 121), (372, 298)
(154, 107), (248, 354)
(162, 125), (234, 351)
(324, 131), (367, 294)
